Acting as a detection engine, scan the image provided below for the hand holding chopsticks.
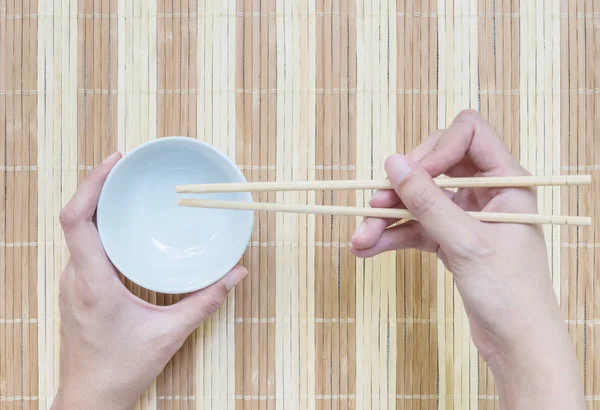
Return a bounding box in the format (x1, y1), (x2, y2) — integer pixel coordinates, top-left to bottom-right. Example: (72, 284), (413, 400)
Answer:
(176, 174), (592, 227)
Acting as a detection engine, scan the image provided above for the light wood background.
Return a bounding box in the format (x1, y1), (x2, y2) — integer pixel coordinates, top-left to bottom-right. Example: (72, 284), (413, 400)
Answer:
(0, 0), (598, 409)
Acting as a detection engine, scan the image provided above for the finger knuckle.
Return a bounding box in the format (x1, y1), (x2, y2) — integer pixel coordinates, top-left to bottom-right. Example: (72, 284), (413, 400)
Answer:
(58, 264), (106, 309)
(452, 110), (481, 137)
(59, 261), (72, 287)
(74, 272), (105, 308)
(431, 145), (455, 171)
(406, 185), (438, 216)
(59, 207), (79, 229)
(58, 271), (70, 297)
(201, 294), (226, 317)
(456, 109), (482, 124)
(58, 276), (70, 311)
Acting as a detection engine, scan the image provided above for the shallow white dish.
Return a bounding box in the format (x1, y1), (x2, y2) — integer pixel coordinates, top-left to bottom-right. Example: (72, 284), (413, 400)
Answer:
(96, 137), (254, 294)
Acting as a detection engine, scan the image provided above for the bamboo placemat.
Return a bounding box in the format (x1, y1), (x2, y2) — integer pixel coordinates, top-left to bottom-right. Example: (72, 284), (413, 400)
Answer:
(0, 1), (597, 409)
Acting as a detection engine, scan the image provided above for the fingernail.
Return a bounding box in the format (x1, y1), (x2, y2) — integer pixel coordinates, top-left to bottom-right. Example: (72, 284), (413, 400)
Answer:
(371, 190), (385, 200)
(385, 154), (412, 182)
(102, 151), (120, 164)
(225, 266), (248, 291)
(352, 221), (367, 240)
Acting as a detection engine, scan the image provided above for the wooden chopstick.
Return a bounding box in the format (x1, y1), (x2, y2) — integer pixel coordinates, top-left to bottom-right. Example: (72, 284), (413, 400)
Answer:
(177, 198), (592, 226)
(176, 174), (592, 194)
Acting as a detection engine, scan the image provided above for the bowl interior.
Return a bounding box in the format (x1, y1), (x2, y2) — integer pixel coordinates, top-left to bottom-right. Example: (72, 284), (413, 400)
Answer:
(97, 138), (253, 294)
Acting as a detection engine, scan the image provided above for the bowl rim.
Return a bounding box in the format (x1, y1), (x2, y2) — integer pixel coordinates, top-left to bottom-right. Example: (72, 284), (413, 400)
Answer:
(96, 136), (254, 294)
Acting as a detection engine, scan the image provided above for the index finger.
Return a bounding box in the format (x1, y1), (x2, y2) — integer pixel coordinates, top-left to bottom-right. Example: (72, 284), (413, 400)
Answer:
(419, 109), (526, 178)
(60, 152), (122, 263)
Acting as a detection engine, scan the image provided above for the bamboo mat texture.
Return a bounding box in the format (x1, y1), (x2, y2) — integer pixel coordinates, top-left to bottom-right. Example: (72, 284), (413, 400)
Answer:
(0, 0), (598, 409)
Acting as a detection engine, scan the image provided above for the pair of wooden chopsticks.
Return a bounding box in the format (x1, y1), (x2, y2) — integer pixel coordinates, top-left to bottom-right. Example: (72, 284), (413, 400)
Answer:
(176, 175), (593, 226)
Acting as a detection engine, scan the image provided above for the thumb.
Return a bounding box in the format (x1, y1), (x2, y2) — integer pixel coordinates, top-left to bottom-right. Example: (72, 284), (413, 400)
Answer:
(384, 154), (479, 252)
(168, 266), (248, 333)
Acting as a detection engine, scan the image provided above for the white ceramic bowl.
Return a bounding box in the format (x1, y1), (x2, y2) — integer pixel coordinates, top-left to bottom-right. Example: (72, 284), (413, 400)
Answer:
(96, 137), (254, 294)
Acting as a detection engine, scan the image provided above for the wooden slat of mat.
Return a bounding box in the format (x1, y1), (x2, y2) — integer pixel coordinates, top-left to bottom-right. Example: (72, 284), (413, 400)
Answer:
(6, 2), (20, 408)
(76, 0), (85, 183)
(582, 0), (596, 404)
(13, 3), (25, 410)
(305, 1), (319, 408)
(269, 0), (277, 406)
(295, 3), (303, 405)
(579, 1), (593, 404)
(35, 0), (47, 405)
(261, 1), (272, 409)
(340, 0), (357, 408)
(275, 1), (316, 409)
(109, 0), (118, 157)
(1, 1), (9, 408)
(560, 0), (583, 400)
(315, 0), (325, 407)
(277, 1), (290, 406)
(249, 1), (261, 407)
(24, 2), (39, 409)
(267, 0), (277, 405)
(331, 1), (341, 408)
(585, 2), (600, 409)
(2, 0), (12, 408)
(317, 1), (332, 408)
(233, 0), (277, 408)
(314, 0), (356, 408)
(0, 2), (5, 406)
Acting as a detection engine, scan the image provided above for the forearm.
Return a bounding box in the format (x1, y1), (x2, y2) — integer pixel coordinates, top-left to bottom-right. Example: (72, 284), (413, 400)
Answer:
(491, 327), (584, 409)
